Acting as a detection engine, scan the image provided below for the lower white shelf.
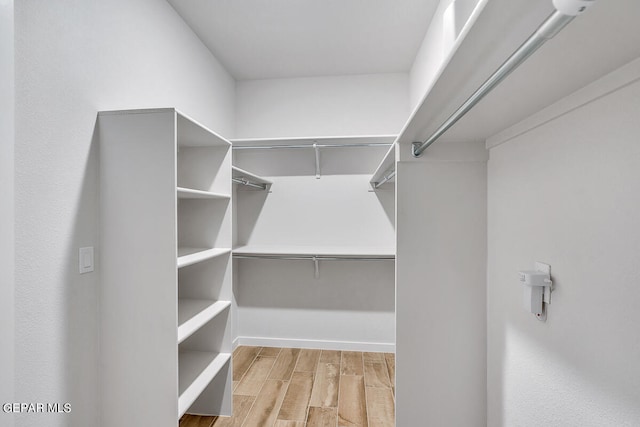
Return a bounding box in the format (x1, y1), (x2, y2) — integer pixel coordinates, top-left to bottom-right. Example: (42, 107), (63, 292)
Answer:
(178, 351), (231, 418)
(177, 247), (231, 268)
(177, 187), (230, 200)
(178, 300), (231, 344)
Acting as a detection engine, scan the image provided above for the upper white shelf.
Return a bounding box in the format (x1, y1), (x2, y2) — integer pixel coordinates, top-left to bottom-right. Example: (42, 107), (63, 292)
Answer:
(231, 134), (397, 148)
(100, 108), (231, 147)
(177, 187), (230, 200)
(177, 247), (231, 269)
(233, 245), (395, 258)
(233, 135), (397, 182)
(176, 109), (231, 148)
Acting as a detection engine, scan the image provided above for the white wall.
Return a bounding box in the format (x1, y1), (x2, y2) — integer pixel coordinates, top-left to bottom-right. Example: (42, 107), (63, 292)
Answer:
(237, 174), (394, 248)
(1, 1), (15, 426)
(14, 1), (235, 426)
(235, 73), (409, 138)
(487, 59), (640, 426)
(234, 154), (395, 248)
(409, 0), (484, 109)
(236, 256), (395, 352)
(396, 141), (488, 426)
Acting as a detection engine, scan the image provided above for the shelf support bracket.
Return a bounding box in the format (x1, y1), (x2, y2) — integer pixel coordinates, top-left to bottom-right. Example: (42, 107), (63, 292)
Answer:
(313, 256), (320, 279)
(313, 143), (321, 179)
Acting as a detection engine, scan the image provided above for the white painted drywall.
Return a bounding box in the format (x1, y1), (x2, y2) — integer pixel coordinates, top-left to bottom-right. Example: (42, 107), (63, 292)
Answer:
(235, 173), (395, 248)
(487, 60), (640, 426)
(236, 256), (396, 352)
(0, 1), (15, 426)
(396, 141), (488, 426)
(235, 73), (409, 138)
(409, 0), (484, 109)
(14, 1), (235, 426)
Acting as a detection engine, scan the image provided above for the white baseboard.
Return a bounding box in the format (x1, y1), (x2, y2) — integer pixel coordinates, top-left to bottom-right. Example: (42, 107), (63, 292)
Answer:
(234, 336), (395, 353)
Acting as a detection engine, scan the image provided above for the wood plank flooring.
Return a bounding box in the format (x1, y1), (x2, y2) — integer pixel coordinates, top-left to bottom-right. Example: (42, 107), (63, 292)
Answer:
(180, 346), (395, 427)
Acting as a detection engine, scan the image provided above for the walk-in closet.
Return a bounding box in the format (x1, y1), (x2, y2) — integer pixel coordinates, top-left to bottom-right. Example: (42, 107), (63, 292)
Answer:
(4, 0), (640, 426)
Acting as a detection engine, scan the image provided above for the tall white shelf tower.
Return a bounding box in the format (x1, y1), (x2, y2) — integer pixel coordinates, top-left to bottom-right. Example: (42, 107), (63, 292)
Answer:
(99, 108), (233, 426)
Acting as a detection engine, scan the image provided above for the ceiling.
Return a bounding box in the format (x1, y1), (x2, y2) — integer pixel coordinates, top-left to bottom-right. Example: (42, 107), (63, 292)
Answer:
(166, 0), (440, 80)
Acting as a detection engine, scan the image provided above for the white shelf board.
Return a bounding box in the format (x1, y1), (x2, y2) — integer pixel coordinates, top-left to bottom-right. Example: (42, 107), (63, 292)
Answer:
(178, 300), (231, 344)
(370, 143), (397, 186)
(178, 351), (231, 418)
(177, 187), (230, 200)
(97, 107), (176, 117)
(231, 166), (272, 185)
(233, 245), (395, 258)
(176, 110), (231, 148)
(177, 248), (231, 269)
(397, 0), (640, 148)
(231, 134), (397, 148)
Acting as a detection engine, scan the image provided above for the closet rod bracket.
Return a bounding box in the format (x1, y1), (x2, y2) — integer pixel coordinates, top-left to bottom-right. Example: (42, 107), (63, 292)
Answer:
(313, 256), (320, 279)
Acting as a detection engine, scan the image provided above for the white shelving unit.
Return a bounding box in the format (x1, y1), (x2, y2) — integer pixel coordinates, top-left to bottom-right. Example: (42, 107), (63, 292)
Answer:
(99, 108), (233, 427)
(231, 133), (396, 350)
(231, 134), (397, 255)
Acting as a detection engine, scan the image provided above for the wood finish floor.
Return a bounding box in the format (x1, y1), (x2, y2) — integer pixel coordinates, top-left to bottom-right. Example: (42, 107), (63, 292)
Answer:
(180, 346), (395, 427)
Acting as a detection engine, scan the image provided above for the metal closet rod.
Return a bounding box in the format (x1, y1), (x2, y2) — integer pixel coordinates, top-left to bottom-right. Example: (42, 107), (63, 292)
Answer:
(233, 143), (392, 150)
(412, 5), (587, 157)
(232, 177), (267, 190)
(233, 254), (395, 261)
